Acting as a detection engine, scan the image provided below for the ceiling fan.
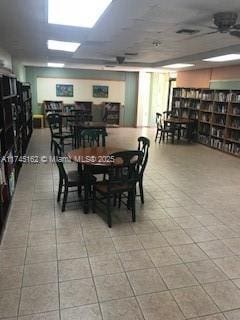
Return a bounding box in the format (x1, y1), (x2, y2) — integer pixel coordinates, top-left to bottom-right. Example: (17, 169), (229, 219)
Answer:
(184, 12), (240, 39)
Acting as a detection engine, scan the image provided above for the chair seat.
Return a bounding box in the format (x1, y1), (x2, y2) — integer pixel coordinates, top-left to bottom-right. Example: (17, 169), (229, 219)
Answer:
(96, 181), (133, 194)
(68, 170), (96, 185)
(53, 132), (73, 139)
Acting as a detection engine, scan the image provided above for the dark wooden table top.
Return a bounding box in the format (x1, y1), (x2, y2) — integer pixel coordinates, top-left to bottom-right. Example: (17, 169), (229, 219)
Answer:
(71, 121), (107, 128)
(67, 147), (125, 166)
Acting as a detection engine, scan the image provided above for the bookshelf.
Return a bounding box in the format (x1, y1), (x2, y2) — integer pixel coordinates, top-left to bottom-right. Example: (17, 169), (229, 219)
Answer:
(74, 101), (93, 121)
(171, 87), (240, 157)
(0, 75), (32, 240)
(103, 102), (121, 126)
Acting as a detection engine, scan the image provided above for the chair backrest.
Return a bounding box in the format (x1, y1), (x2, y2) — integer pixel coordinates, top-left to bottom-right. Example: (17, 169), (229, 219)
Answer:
(138, 136), (150, 177)
(107, 150), (144, 191)
(156, 112), (163, 129)
(163, 110), (172, 119)
(80, 129), (100, 147)
(52, 140), (67, 180)
(47, 113), (62, 134)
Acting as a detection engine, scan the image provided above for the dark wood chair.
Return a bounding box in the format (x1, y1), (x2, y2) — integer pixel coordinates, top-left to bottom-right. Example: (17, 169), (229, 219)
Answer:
(137, 136), (150, 203)
(93, 150), (144, 227)
(47, 113), (73, 152)
(155, 112), (175, 143)
(53, 140), (96, 212)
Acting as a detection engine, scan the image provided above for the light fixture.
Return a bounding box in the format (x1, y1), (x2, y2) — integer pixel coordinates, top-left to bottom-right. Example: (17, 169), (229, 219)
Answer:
(48, 0), (112, 28)
(203, 54), (240, 62)
(48, 62), (65, 68)
(162, 63), (195, 69)
(47, 40), (80, 52)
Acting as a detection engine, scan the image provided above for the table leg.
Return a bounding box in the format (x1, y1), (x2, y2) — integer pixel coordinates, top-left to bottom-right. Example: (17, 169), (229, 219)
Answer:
(102, 129), (106, 147)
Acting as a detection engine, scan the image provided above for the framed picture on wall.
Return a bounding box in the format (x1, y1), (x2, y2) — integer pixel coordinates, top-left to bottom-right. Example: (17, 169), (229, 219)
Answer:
(93, 85), (109, 98)
(56, 84), (74, 97)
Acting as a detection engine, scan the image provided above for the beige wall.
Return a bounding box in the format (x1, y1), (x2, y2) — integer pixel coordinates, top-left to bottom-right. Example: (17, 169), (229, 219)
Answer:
(177, 65), (240, 88)
(37, 77), (125, 105)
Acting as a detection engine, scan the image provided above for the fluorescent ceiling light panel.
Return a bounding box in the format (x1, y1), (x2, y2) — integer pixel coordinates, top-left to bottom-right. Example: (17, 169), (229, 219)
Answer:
(163, 63), (195, 69)
(203, 54), (240, 62)
(48, 62), (65, 68)
(48, 40), (80, 52)
(48, 0), (112, 28)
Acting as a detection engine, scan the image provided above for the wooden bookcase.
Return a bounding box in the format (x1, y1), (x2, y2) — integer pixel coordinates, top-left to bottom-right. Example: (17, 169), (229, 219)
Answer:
(0, 75), (32, 240)
(171, 87), (240, 157)
(103, 102), (121, 126)
(74, 101), (93, 121)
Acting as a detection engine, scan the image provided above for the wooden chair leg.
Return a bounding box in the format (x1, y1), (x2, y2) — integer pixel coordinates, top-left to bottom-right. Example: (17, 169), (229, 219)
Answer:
(62, 185), (68, 212)
(107, 195), (112, 228)
(139, 179), (144, 204)
(131, 190), (136, 222)
(155, 129), (158, 142)
(118, 194), (122, 208)
(57, 178), (63, 202)
(92, 186), (96, 213)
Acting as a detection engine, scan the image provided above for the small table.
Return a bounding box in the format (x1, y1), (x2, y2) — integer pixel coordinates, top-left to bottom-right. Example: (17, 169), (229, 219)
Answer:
(71, 122), (107, 147)
(164, 118), (196, 143)
(68, 147), (125, 212)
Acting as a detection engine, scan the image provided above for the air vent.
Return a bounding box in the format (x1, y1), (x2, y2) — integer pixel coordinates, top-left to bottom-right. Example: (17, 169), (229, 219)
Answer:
(105, 65), (116, 68)
(176, 29), (200, 35)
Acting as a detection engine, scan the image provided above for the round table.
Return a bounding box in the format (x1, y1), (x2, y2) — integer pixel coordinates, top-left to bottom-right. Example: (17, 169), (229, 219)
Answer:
(67, 146), (125, 166)
(67, 147), (125, 213)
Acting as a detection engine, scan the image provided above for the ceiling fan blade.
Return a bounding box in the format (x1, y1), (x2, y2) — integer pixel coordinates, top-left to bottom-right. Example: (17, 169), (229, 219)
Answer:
(230, 30), (240, 38)
(186, 30), (218, 40)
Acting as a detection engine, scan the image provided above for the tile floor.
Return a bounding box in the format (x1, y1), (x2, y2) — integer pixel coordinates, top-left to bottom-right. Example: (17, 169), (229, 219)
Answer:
(1, 127), (240, 319)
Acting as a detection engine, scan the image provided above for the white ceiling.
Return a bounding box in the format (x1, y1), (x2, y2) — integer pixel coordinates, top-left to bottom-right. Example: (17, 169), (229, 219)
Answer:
(0, 0), (240, 71)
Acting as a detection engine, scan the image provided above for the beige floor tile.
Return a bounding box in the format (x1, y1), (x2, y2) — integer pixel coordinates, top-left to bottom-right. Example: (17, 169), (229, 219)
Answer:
(224, 309), (240, 320)
(100, 297), (143, 320)
(18, 311), (60, 320)
(127, 268), (166, 295)
(173, 243), (208, 262)
(112, 235), (143, 252)
(108, 223), (135, 237)
(204, 280), (240, 311)
(137, 291), (184, 320)
(158, 264), (198, 289)
(57, 242), (87, 260)
(172, 285), (219, 318)
(25, 245), (57, 264)
(86, 238), (116, 256)
(1, 232), (28, 249)
(94, 273), (133, 302)
(164, 207), (190, 218)
(162, 229), (193, 246)
(174, 216), (202, 228)
(132, 221), (158, 234)
(58, 258), (91, 282)
(0, 289), (21, 318)
(147, 246), (182, 267)
(119, 250), (154, 271)
(28, 231), (56, 247)
(61, 304), (102, 320)
(137, 232), (168, 249)
(184, 227), (216, 242)
(198, 240), (235, 259)
(187, 260), (228, 284)
(191, 314), (226, 320)
(214, 256), (240, 279)
(222, 238), (240, 255)
(23, 262), (58, 287)
(19, 283), (59, 316)
(59, 278), (97, 309)
(0, 248), (26, 267)
(152, 218), (180, 231)
(56, 228), (83, 244)
(207, 225), (238, 240)
(89, 254), (123, 276)
(195, 215), (223, 227)
(0, 266), (24, 290)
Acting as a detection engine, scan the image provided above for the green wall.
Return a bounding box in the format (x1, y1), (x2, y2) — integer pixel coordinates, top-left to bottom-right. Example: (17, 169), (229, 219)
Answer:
(210, 80), (240, 90)
(25, 67), (138, 127)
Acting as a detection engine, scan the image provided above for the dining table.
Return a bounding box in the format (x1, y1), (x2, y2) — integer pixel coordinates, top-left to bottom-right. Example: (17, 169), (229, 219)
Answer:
(67, 146), (125, 213)
(164, 117), (197, 143)
(71, 121), (107, 147)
